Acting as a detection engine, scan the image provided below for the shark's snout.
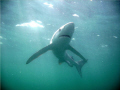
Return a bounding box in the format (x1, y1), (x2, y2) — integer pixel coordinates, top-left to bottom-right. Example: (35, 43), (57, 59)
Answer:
(65, 22), (74, 28)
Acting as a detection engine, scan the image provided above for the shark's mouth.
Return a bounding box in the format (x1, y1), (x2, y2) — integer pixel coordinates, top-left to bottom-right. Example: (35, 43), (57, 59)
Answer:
(60, 35), (71, 38)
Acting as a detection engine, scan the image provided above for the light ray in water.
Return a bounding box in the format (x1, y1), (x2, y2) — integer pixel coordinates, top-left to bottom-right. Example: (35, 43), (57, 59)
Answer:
(16, 21), (44, 28)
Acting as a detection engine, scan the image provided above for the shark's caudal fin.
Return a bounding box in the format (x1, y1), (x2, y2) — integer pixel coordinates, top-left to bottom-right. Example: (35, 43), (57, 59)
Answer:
(26, 44), (53, 64)
(76, 60), (87, 77)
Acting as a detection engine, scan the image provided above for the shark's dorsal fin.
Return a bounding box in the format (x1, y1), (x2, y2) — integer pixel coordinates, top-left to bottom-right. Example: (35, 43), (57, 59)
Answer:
(26, 44), (53, 64)
(67, 45), (87, 62)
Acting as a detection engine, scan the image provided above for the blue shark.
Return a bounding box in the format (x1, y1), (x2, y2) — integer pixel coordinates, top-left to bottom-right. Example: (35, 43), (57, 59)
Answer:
(26, 22), (87, 77)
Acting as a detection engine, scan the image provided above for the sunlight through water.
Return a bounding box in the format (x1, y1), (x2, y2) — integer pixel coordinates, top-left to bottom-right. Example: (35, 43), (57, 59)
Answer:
(16, 21), (44, 28)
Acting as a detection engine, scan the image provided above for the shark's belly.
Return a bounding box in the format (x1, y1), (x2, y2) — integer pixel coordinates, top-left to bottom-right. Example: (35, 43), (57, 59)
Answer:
(51, 38), (70, 61)
(52, 49), (65, 59)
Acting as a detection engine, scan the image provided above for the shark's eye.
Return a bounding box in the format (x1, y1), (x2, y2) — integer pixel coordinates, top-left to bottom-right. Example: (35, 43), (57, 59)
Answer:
(59, 29), (61, 32)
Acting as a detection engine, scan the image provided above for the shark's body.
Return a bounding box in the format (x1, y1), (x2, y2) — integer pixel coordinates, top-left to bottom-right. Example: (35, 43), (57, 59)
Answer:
(26, 22), (87, 77)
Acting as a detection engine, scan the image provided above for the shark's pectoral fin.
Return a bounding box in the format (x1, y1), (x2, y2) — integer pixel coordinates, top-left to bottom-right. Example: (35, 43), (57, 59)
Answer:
(67, 45), (87, 62)
(26, 44), (53, 64)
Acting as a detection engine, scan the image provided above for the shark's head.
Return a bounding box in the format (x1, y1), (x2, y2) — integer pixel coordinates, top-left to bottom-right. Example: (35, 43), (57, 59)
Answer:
(50, 22), (74, 44)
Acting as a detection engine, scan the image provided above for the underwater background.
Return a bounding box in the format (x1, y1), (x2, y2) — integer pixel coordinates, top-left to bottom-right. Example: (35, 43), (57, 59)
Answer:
(1, 0), (120, 90)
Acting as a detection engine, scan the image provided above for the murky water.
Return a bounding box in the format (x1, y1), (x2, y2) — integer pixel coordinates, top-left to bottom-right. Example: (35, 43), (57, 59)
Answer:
(1, 0), (120, 90)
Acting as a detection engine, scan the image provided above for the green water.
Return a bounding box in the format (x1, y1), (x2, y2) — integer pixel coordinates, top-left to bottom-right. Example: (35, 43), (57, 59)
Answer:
(1, 0), (120, 90)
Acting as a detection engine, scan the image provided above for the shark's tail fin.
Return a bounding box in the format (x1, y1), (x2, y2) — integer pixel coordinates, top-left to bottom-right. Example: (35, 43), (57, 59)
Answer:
(76, 60), (87, 77)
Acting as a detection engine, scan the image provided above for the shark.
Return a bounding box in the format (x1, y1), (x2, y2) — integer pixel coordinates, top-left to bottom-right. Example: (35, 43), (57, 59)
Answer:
(26, 22), (87, 77)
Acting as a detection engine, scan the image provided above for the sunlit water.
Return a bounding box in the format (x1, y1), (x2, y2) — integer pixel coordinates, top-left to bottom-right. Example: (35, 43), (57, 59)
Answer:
(1, 0), (120, 90)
